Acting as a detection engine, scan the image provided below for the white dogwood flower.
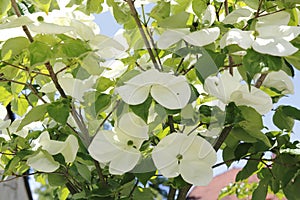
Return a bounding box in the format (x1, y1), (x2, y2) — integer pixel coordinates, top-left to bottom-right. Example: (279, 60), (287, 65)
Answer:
(204, 71), (273, 114)
(152, 133), (217, 186)
(88, 113), (149, 175)
(116, 69), (191, 109)
(157, 27), (220, 49)
(220, 12), (300, 56)
(262, 70), (294, 94)
(37, 131), (79, 163)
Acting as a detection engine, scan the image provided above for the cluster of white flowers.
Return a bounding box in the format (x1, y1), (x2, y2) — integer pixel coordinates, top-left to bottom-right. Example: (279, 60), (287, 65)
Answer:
(88, 112), (217, 185)
(220, 11), (300, 56)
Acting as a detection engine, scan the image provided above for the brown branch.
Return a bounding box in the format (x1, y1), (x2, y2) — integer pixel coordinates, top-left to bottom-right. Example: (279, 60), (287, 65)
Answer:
(168, 188), (176, 200)
(254, 73), (267, 88)
(11, 0), (34, 42)
(177, 185), (191, 200)
(126, 0), (162, 71)
(255, 0), (264, 18)
(167, 115), (176, 133)
(93, 159), (107, 187)
(224, 0), (229, 16)
(0, 61), (50, 77)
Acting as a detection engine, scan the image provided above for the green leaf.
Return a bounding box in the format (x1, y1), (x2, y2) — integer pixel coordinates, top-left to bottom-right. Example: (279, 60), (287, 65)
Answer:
(75, 162), (91, 182)
(234, 143), (252, 159)
(158, 12), (190, 28)
(222, 146), (236, 167)
(48, 173), (68, 187)
(273, 106), (295, 131)
(29, 41), (52, 66)
(273, 154), (298, 187)
(0, 0), (11, 18)
(285, 51), (300, 70)
(242, 49), (282, 83)
(236, 155), (261, 181)
(1, 37), (30, 60)
(195, 48), (219, 83)
(238, 106), (264, 131)
(150, 1), (170, 21)
(252, 178), (268, 200)
(95, 77), (114, 92)
(134, 170), (156, 186)
(31, 0), (52, 13)
(130, 96), (152, 122)
(86, 0), (104, 14)
(283, 175), (300, 200)
(18, 104), (48, 131)
(59, 38), (90, 58)
(192, 0), (207, 19)
(281, 105), (300, 121)
(47, 99), (71, 125)
(11, 96), (29, 117)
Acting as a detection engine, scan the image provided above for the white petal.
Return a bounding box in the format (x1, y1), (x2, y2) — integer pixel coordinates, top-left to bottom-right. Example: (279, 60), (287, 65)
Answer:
(116, 84), (150, 105)
(59, 75), (96, 101)
(262, 70), (294, 94)
(60, 135), (79, 163)
(28, 23), (74, 34)
(257, 11), (291, 26)
(179, 160), (213, 186)
(0, 16), (33, 29)
(39, 82), (56, 93)
(152, 133), (183, 170)
(180, 134), (216, 166)
(231, 85), (273, 115)
(222, 8), (253, 25)
(27, 151), (60, 172)
(102, 60), (128, 79)
(88, 131), (120, 163)
(0, 120), (11, 130)
(0, 104), (7, 120)
(109, 150), (141, 175)
(220, 28), (254, 49)
(256, 25), (300, 41)
(151, 77), (191, 109)
(71, 19), (95, 41)
(202, 5), (216, 26)
(204, 70), (241, 103)
(39, 132), (65, 155)
(252, 37), (298, 56)
(126, 69), (173, 86)
(118, 113), (149, 140)
(90, 34), (125, 58)
(183, 27), (220, 46)
(159, 160), (180, 178)
(157, 29), (189, 49)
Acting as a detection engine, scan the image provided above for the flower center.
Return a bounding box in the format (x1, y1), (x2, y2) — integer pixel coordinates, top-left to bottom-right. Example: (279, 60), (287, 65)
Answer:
(176, 154), (183, 164)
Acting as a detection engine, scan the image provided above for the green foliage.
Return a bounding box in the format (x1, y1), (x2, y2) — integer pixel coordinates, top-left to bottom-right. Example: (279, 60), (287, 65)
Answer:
(47, 98), (71, 125)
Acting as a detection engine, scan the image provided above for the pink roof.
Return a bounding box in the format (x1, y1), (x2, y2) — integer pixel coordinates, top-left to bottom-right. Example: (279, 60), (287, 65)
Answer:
(188, 168), (286, 200)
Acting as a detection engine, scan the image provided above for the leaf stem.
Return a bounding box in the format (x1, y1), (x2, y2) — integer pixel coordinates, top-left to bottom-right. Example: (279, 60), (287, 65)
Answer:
(167, 188), (176, 200)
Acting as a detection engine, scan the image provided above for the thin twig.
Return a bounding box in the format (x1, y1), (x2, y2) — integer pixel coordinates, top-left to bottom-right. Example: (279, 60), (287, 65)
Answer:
(128, 180), (139, 198)
(126, 0), (162, 71)
(93, 159), (107, 187)
(224, 0), (229, 16)
(94, 100), (120, 135)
